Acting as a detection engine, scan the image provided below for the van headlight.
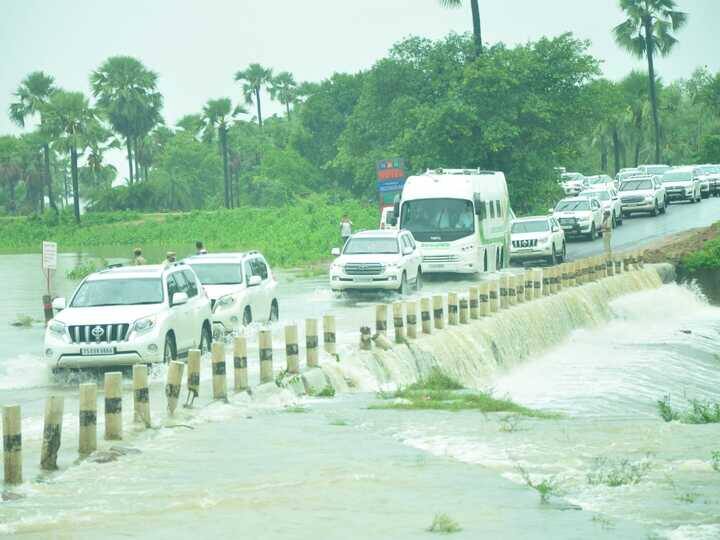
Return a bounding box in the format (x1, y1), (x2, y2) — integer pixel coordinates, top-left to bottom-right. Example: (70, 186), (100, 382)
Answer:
(216, 295), (236, 308)
(132, 317), (155, 335)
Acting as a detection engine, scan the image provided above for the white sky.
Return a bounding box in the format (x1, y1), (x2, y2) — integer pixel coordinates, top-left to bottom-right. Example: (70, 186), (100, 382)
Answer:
(1, 0), (717, 181)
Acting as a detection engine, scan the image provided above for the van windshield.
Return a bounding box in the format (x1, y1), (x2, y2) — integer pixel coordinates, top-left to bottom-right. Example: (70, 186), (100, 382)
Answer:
(188, 263), (243, 285)
(71, 278), (164, 307)
(400, 198), (475, 241)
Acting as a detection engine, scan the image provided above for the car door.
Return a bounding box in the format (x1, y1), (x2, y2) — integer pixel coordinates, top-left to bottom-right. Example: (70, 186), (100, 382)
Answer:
(243, 258), (260, 321)
(168, 271), (193, 353)
(254, 257), (273, 320)
(399, 234), (414, 281)
(406, 233), (422, 276)
(182, 269), (205, 347)
(591, 199), (602, 228)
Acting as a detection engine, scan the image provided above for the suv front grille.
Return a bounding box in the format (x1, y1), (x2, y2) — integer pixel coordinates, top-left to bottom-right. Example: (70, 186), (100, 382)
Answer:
(512, 239), (538, 248)
(558, 218), (576, 225)
(423, 255), (460, 263)
(69, 324), (130, 344)
(621, 195), (644, 203)
(344, 263), (384, 276)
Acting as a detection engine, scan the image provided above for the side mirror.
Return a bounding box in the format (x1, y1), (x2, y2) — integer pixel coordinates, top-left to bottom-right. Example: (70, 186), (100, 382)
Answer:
(248, 275), (262, 287)
(331, 247), (341, 257)
(473, 194), (485, 218)
(402, 246), (413, 256)
(552, 226), (559, 233)
(52, 297), (66, 311)
(171, 292), (188, 306)
(548, 208), (554, 214)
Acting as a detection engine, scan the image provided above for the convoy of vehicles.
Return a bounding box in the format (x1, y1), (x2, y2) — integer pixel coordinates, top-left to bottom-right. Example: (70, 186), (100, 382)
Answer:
(579, 188), (623, 227)
(695, 164), (720, 196)
(560, 172), (587, 195)
(329, 229), (422, 294)
(45, 264), (213, 371)
(184, 252), (279, 337)
(618, 176), (667, 216)
(552, 197), (604, 240)
(662, 167), (702, 203)
(509, 216), (566, 265)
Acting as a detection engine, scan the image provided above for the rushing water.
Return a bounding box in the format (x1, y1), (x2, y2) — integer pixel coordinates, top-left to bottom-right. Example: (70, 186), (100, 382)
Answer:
(0, 254), (718, 538)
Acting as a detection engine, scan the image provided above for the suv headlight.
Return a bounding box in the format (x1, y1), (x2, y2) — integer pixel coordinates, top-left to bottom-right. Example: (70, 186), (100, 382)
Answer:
(48, 321), (67, 338)
(216, 295), (236, 308)
(132, 317), (156, 335)
(644, 195), (654, 202)
(330, 263), (343, 273)
(385, 262), (400, 270)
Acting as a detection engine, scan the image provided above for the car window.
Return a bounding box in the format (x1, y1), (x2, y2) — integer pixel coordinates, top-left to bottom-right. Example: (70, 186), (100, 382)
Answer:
(182, 270), (199, 297)
(252, 258), (269, 280)
(167, 274), (179, 300)
(244, 260), (254, 280)
(172, 271), (190, 296)
(408, 235), (416, 249)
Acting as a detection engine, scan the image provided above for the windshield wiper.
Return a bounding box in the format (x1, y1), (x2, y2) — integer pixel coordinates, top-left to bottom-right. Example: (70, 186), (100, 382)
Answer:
(126, 301), (162, 305)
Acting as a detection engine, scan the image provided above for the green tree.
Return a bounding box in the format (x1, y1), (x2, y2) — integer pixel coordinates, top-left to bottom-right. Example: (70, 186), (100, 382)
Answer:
(234, 63), (273, 128)
(614, 0), (687, 163)
(8, 71), (58, 212)
(0, 136), (24, 213)
(43, 91), (97, 224)
(90, 56), (163, 184)
(176, 114), (205, 139)
(202, 98), (246, 208)
(440, 0), (482, 55)
(269, 71), (298, 119)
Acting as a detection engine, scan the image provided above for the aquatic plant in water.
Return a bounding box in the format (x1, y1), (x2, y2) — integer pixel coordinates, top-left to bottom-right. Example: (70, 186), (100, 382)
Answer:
(516, 466), (559, 504)
(586, 457), (652, 487)
(427, 513), (461, 534)
(657, 395), (720, 424)
(712, 451), (720, 473)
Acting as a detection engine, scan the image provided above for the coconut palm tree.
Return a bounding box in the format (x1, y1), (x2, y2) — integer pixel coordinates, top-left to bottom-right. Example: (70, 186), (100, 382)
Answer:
(176, 114), (205, 139)
(234, 64), (273, 128)
(90, 56), (163, 185)
(202, 98), (246, 208)
(269, 71), (298, 119)
(43, 91), (97, 224)
(614, 0), (687, 163)
(8, 71), (58, 212)
(439, 0), (482, 55)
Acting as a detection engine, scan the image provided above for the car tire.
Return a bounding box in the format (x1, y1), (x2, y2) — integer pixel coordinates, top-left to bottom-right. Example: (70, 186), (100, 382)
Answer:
(242, 307), (252, 326)
(415, 269), (423, 291)
(618, 212), (623, 226)
(589, 223), (597, 241)
(200, 323), (212, 354)
(561, 243), (567, 262)
(163, 333), (177, 364)
(651, 202), (659, 217)
(660, 200), (666, 214)
(398, 272), (408, 295)
(549, 245), (557, 265)
(269, 300), (279, 322)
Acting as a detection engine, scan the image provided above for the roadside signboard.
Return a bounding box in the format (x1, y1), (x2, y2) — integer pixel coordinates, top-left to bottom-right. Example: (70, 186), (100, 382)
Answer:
(42, 241), (57, 270)
(376, 158), (406, 209)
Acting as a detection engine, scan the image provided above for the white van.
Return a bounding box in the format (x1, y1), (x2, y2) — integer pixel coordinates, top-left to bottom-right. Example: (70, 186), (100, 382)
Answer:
(390, 169), (511, 274)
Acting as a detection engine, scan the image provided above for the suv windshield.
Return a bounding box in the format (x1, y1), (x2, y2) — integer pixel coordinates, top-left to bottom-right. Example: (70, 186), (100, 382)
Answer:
(555, 200), (590, 211)
(188, 263), (243, 285)
(344, 237), (398, 255)
(644, 165), (670, 175)
(71, 278), (164, 307)
(620, 180), (652, 191)
(511, 220), (548, 233)
(580, 190), (610, 201)
(662, 171), (692, 182)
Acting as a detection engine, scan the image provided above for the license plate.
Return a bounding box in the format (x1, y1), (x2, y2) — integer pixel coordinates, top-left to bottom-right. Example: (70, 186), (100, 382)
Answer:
(561, 225), (574, 230)
(81, 346), (115, 356)
(354, 276), (373, 282)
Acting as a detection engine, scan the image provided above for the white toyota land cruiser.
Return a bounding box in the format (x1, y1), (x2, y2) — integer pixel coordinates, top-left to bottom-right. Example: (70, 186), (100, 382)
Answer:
(184, 252), (279, 337)
(45, 264), (212, 371)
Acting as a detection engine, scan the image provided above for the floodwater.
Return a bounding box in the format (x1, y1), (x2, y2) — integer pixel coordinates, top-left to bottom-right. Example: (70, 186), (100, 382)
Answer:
(0, 252), (719, 539)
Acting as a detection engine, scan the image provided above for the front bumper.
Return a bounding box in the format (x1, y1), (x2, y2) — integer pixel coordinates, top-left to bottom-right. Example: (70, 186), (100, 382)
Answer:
(45, 330), (163, 369)
(666, 189), (692, 201)
(510, 244), (553, 261)
(330, 271), (402, 291)
(622, 201), (656, 213)
(559, 222), (592, 235)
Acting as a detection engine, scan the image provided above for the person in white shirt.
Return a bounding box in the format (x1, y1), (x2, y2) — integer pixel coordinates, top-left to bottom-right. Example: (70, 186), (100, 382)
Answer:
(340, 215), (353, 245)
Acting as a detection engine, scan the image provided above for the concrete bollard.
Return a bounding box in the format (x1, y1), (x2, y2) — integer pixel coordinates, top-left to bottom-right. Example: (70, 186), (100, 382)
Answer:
(433, 295), (445, 329)
(469, 287), (479, 319)
(305, 319), (319, 368)
(561, 264), (569, 289)
(447, 293), (459, 325)
(165, 361), (184, 415)
(406, 301), (418, 339)
(532, 269), (543, 299)
(285, 325), (299, 374)
(392, 303), (405, 343)
(375, 304), (388, 336)
(459, 297), (469, 323)
(606, 256), (615, 277)
(524, 271), (533, 302)
(323, 315), (337, 356)
(231, 337), (248, 392)
(488, 279), (500, 313)
(542, 268), (551, 296)
(3, 405), (22, 484)
(516, 273), (525, 304)
(78, 383), (97, 456)
(478, 282), (490, 316)
(132, 364), (150, 426)
(359, 326), (373, 350)
(212, 342), (228, 401)
(614, 258), (622, 274)
(186, 349), (201, 405)
(508, 275), (517, 306)
(551, 266), (560, 293)
(258, 331), (273, 384)
(40, 396), (64, 471)
(499, 275), (510, 308)
(420, 297), (432, 334)
(104, 372), (122, 441)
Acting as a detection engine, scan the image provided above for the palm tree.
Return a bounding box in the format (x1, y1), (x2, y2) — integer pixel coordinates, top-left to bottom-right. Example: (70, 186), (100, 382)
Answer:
(8, 71), (58, 212)
(0, 136), (23, 214)
(202, 98), (246, 208)
(234, 64), (273, 128)
(176, 114), (205, 139)
(43, 91), (96, 224)
(621, 71), (652, 166)
(614, 0), (687, 163)
(90, 56), (163, 185)
(269, 71), (298, 119)
(439, 0), (482, 55)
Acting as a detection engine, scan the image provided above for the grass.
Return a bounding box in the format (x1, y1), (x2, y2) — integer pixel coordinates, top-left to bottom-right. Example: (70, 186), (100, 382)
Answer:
(712, 451), (720, 472)
(370, 370), (559, 418)
(675, 491), (700, 504)
(516, 466), (559, 504)
(683, 232), (720, 271)
(0, 197), (378, 268)
(426, 513), (461, 534)
(586, 457), (652, 487)
(329, 419), (349, 426)
(284, 405), (310, 414)
(11, 314), (37, 327)
(66, 259), (107, 280)
(311, 386), (336, 398)
(657, 395), (720, 424)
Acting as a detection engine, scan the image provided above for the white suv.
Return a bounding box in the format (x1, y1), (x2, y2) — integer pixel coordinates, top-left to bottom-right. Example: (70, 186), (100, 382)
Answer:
(580, 188), (623, 227)
(553, 197), (603, 240)
(510, 216), (566, 265)
(45, 264), (212, 371)
(184, 252), (279, 336)
(330, 229), (422, 295)
(619, 175), (667, 216)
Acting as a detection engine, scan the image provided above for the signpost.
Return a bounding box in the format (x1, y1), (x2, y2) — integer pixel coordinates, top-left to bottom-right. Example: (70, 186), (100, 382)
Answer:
(376, 158), (406, 210)
(42, 241), (57, 324)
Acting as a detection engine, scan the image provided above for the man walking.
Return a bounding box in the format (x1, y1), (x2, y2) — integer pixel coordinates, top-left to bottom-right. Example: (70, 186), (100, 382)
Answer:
(340, 214), (353, 245)
(133, 248), (146, 266)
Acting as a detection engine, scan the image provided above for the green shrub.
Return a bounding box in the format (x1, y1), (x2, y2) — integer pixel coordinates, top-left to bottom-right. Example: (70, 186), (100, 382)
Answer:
(657, 395), (720, 424)
(586, 457), (652, 487)
(427, 513), (461, 534)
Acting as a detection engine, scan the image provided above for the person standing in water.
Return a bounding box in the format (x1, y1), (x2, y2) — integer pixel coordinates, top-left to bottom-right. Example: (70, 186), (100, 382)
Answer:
(340, 215), (353, 245)
(602, 209), (613, 260)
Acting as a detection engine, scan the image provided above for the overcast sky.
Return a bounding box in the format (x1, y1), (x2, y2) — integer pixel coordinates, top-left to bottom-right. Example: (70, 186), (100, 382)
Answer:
(1, 0), (717, 177)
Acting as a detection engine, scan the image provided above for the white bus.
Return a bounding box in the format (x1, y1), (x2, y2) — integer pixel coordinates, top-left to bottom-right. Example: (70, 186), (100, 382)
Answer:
(390, 169), (511, 274)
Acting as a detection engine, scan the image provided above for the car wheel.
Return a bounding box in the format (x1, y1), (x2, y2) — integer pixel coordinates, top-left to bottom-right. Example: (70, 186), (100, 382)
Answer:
(651, 202), (659, 217)
(398, 272), (408, 295)
(242, 307), (252, 326)
(561, 243), (567, 262)
(415, 269), (423, 291)
(589, 223), (597, 241)
(200, 323), (212, 354)
(618, 211), (623, 225)
(269, 300), (279, 322)
(549, 245), (557, 265)
(660, 200), (666, 214)
(163, 333), (177, 364)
